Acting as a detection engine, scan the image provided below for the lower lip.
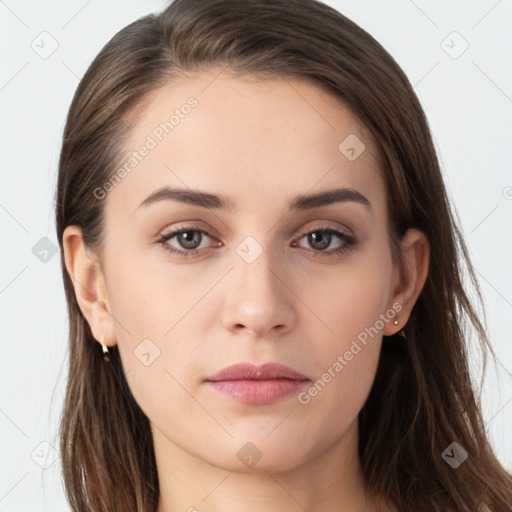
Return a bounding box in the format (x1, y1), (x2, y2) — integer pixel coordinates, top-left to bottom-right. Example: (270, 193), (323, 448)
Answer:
(206, 379), (309, 405)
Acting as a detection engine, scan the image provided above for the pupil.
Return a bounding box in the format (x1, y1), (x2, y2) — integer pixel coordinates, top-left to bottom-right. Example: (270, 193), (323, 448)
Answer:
(178, 231), (200, 249)
(309, 231), (330, 250)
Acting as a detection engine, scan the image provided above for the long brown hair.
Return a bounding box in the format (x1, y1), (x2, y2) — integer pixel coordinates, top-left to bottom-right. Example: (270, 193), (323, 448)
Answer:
(55, 0), (512, 510)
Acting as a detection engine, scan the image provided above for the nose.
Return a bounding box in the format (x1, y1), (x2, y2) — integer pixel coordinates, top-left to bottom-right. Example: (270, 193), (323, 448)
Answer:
(221, 246), (296, 338)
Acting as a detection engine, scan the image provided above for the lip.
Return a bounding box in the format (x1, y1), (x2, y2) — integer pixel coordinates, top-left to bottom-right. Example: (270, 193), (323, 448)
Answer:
(205, 362), (310, 405)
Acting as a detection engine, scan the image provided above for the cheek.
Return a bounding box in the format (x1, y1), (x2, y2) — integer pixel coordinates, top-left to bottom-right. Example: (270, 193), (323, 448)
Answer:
(105, 236), (215, 340)
(103, 242), (218, 412)
(299, 242), (393, 347)
(294, 245), (392, 415)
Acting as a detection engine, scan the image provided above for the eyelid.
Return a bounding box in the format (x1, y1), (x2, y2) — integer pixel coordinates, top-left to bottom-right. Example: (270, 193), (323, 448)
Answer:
(296, 221), (353, 239)
(156, 220), (356, 260)
(157, 224), (218, 249)
(157, 220), (353, 243)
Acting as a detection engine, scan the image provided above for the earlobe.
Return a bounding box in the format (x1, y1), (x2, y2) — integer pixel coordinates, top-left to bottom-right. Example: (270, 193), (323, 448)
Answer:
(62, 226), (115, 347)
(384, 228), (430, 336)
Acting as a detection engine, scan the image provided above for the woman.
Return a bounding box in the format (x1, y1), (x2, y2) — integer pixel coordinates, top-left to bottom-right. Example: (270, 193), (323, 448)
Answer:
(55, 0), (512, 510)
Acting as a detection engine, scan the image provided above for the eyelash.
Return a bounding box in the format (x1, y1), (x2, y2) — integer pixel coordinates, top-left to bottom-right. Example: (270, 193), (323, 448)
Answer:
(156, 224), (356, 259)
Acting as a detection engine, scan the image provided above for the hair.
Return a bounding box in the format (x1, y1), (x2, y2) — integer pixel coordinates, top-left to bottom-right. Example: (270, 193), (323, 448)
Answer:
(54, 0), (512, 510)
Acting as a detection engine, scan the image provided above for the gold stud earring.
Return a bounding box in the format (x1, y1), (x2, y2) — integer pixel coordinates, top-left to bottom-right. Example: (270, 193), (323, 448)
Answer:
(393, 318), (407, 339)
(99, 334), (111, 363)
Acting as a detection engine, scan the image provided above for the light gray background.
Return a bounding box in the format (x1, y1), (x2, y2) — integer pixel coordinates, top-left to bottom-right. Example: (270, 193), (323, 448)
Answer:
(1, 0), (511, 510)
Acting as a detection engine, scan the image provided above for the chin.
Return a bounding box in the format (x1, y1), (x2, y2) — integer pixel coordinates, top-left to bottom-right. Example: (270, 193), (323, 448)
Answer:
(201, 436), (318, 475)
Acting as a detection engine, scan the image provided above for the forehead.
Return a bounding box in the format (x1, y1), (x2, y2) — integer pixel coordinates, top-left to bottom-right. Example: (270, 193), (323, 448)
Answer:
(108, 69), (385, 217)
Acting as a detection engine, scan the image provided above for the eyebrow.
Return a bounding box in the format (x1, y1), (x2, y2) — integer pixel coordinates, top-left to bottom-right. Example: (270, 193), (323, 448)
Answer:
(138, 186), (371, 213)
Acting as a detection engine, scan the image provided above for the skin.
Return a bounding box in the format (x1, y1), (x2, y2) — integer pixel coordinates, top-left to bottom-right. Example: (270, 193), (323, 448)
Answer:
(63, 68), (429, 512)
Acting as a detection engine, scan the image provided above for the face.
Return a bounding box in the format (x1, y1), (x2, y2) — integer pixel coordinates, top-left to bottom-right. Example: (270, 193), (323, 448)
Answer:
(99, 68), (402, 473)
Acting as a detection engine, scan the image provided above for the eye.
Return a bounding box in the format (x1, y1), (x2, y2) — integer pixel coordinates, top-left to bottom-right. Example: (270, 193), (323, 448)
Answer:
(156, 225), (217, 258)
(292, 226), (356, 258)
(156, 224), (356, 259)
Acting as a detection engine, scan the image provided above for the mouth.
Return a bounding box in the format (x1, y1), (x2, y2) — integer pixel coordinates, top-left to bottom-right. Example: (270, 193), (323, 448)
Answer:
(204, 362), (310, 405)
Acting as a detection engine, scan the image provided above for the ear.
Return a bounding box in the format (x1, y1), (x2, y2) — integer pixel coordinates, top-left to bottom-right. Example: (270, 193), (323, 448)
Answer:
(62, 225), (116, 348)
(383, 228), (430, 336)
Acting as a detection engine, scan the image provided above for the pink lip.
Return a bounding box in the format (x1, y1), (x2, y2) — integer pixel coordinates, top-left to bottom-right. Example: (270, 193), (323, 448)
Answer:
(205, 362), (310, 405)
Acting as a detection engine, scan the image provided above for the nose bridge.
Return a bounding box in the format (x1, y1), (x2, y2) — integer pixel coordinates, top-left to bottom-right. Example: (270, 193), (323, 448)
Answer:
(221, 233), (294, 336)
(234, 235), (282, 303)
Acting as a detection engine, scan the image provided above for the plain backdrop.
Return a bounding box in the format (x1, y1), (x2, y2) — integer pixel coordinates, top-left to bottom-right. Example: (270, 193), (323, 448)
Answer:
(1, 0), (511, 510)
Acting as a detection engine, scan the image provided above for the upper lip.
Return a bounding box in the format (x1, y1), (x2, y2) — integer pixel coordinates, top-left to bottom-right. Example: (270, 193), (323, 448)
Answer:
(205, 362), (309, 382)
